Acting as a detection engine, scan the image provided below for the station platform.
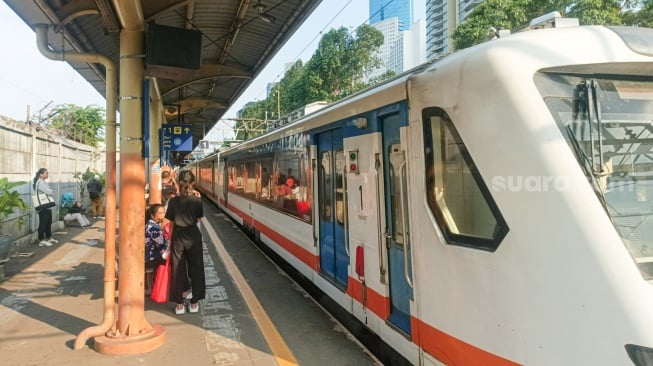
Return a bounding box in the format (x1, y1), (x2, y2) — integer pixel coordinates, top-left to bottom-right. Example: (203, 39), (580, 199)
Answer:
(0, 202), (380, 366)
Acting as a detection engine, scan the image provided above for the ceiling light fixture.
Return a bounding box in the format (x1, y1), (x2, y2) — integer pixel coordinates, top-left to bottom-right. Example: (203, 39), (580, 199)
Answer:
(260, 13), (276, 24)
(254, 0), (275, 24)
(254, 0), (266, 13)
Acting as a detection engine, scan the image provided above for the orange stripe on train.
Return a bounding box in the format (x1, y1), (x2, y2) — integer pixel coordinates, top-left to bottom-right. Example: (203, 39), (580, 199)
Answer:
(413, 318), (521, 366)
(224, 200), (520, 366)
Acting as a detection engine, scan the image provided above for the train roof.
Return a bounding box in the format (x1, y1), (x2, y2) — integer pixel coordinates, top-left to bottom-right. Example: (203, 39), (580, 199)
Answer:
(211, 24), (653, 159)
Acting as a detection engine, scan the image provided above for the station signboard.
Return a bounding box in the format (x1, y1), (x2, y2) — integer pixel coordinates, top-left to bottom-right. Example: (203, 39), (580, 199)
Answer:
(161, 124), (193, 151)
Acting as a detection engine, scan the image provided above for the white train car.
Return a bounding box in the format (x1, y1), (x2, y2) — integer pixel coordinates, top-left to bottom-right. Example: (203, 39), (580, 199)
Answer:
(191, 23), (653, 365)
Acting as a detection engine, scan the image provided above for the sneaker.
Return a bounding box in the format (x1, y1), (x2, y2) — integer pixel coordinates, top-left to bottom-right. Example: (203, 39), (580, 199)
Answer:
(183, 291), (193, 300)
(39, 240), (53, 247)
(188, 303), (199, 313)
(174, 304), (186, 315)
(48, 238), (59, 244)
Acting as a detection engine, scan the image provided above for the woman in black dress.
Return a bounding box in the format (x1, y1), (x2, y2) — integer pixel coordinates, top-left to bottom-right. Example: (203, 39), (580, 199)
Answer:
(165, 170), (204, 315)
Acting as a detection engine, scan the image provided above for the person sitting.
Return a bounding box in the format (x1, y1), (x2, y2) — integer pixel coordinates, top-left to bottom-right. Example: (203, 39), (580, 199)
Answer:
(63, 201), (91, 228)
(276, 178), (293, 197)
(286, 169), (296, 188)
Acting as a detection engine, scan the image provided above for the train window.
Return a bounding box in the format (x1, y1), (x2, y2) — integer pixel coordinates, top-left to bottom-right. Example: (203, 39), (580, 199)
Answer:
(259, 160), (273, 200)
(536, 73), (653, 279)
(223, 144), (311, 222)
(335, 150), (345, 225)
(423, 108), (509, 251)
(320, 151), (333, 221)
(244, 161), (256, 196)
(236, 163), (246, 191)
(274, 154), (306, 215)
(228, 165), (238, 191)
(389, 144), (408, 245)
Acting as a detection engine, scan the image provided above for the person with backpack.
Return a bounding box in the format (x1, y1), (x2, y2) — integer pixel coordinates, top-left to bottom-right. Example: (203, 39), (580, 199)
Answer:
(87, 174), (104, 218)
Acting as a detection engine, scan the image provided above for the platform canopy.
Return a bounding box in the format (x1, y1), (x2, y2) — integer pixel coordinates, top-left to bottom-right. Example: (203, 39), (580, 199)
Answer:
(5, 0), (321, 160)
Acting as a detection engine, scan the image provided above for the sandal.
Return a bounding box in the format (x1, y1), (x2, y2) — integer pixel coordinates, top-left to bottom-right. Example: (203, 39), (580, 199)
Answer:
(174, 304), (186, 315)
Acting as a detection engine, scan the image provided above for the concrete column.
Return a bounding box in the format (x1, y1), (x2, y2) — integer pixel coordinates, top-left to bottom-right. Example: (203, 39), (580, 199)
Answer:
(147, 83), (162, 205)
(95, 27), (165, 354)
(116, 27), (148, 334)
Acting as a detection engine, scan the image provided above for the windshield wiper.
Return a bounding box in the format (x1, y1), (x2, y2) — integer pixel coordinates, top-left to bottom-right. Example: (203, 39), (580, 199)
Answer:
(570, 80), (612, 212)
(588, 80), (607, 176)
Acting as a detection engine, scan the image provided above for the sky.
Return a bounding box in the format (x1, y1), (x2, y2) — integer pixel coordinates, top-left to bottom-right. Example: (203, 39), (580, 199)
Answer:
(0, 0), (426, 140)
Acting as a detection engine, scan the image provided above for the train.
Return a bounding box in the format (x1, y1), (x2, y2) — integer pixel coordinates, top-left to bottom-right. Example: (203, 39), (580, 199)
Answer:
(187, 19), (653, 366)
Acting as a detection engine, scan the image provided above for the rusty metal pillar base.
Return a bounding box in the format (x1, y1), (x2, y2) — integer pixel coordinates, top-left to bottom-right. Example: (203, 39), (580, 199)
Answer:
(94, 324), (166, 355)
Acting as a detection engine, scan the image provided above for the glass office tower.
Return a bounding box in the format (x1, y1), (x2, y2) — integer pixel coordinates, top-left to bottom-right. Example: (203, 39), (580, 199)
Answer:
(369, 0), (413, 31)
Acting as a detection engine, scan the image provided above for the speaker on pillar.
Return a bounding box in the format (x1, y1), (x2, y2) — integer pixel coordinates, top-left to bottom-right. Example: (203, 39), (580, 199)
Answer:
(145, 22), (202, 80)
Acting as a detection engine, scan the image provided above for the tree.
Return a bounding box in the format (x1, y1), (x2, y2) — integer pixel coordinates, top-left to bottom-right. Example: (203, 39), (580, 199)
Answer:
(233, 101), (269, 141)
(73, 167), (103, 199)
(235, 24), (385, 141)
(452, 0), (649, 51)
(365, 70), (397, 88)
(46, 104), (105, 147)
(303, 25), (384, 102)
(622, 0), (653, 26)
(567, 0), (623, 25)
(276, 61), (307, 112)
(452, 0), (537, 49)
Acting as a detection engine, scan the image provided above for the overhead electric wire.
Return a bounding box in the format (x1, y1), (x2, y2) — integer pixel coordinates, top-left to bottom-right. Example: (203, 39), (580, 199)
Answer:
(216, 0), (395, 137)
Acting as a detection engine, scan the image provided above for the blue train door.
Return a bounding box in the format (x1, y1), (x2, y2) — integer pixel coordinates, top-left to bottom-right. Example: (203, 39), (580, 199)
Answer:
(381, 112), (413, 334)
(317, 129), (349, 289)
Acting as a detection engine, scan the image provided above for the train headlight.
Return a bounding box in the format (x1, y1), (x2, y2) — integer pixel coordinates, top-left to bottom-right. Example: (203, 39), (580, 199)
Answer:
(626, 344), (653, 365)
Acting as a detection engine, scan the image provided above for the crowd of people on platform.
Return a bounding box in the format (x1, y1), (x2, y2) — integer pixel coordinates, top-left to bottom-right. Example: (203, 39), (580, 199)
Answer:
(145, 168), (205, 315)
(32, 165), (205, 316)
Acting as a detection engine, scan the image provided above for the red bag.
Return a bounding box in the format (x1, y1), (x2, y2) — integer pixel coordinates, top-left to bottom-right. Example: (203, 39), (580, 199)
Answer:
(150, 257), (170, 303)
(163, 221), (172, 241)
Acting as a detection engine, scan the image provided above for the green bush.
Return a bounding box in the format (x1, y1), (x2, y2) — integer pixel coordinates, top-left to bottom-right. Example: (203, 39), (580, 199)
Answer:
(0, 178), (28, 234)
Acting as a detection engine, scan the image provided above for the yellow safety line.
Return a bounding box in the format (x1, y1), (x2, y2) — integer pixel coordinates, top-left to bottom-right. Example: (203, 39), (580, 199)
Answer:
(202, 218), (299, 366)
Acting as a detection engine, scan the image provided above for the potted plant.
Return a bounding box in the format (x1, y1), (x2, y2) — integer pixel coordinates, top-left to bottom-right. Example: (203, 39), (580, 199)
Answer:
(0, 177), (28, 262)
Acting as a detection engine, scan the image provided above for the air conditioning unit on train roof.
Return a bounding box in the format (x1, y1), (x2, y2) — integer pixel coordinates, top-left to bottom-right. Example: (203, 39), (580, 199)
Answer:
(266, 101), (329, 132)
(529, 11), (579, 30)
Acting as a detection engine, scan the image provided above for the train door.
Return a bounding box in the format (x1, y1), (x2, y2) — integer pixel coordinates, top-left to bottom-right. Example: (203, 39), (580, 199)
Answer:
(381, 112), (413, 334)
(317, 128), (349, 289)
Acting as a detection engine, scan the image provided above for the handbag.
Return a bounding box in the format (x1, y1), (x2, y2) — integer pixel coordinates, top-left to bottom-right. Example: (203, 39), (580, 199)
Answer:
(32, 181), (56, 210)
(163, 221), (171, 241)
(151, 256), (171, 303)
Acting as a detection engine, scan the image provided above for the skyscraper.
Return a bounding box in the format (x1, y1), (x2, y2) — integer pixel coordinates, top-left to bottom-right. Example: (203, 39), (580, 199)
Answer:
(369, 0), (413, 32)
(367, 17), (400, 81)
(426, 0), (485, 59)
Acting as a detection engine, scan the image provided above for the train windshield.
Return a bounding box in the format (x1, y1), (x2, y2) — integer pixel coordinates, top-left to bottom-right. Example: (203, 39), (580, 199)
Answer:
(535, 73), (653, 279)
